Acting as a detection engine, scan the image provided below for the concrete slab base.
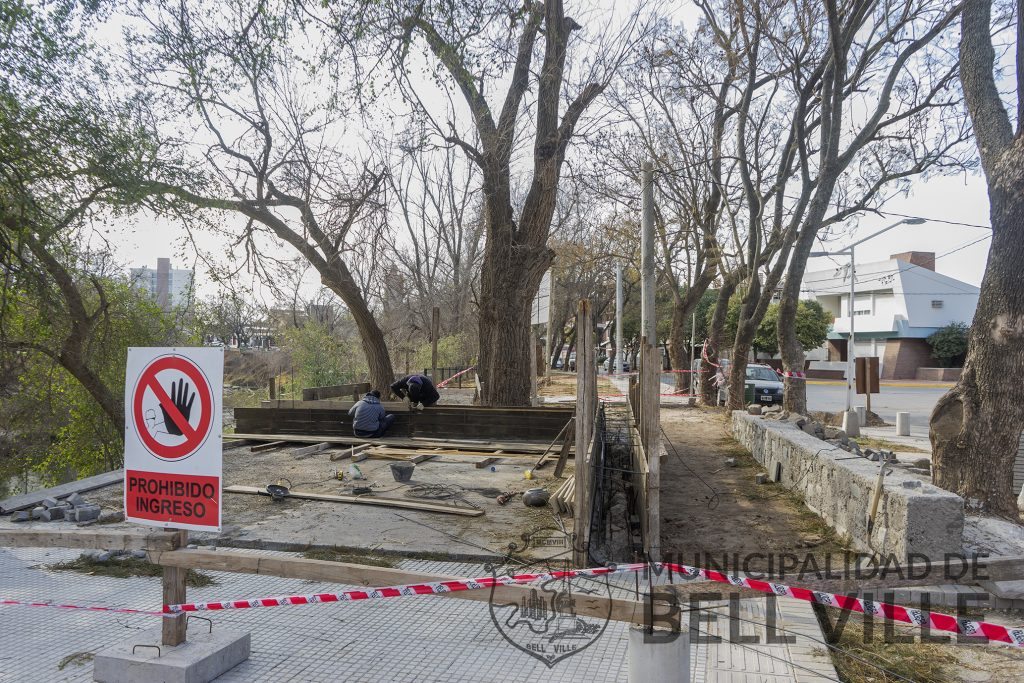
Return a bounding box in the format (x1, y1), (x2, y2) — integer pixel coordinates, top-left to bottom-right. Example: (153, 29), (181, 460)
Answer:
(93, 626), (250, 683)
(627, 626), (690, 682)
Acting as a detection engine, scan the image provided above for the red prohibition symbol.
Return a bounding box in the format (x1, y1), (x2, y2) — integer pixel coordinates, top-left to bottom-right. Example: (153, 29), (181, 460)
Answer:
(133, 355), (213, 460)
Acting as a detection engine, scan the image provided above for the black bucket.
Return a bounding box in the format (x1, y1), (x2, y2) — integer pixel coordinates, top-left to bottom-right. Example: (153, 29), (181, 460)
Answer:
(390, 462), (415, 483)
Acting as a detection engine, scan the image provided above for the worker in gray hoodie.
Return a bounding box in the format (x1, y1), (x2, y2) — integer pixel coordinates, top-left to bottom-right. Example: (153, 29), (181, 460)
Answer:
(348, 390), (396, 438)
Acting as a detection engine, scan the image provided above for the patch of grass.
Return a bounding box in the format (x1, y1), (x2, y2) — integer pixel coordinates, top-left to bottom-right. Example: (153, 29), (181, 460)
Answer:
(827, 615), (958, 682)
(57, 652), (94, 670)
(299, 547), (397, 567)
(47, 555), (216, 587)
(852, 436), (928, 454)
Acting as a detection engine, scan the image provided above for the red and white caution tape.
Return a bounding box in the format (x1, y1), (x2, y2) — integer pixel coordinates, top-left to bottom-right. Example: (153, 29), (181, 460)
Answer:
(436, 366), (476, 388)
(161, 561), (1024, 647)
(783, 371), (806, 379)
(164, 563), (647, 614)
(7, 560), (1022, 646)
(0, 597), (163, 617)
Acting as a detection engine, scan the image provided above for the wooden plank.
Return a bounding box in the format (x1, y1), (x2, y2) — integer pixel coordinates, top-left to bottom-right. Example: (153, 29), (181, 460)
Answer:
(553, 427), (575, 479)
(532, 418), (574, 471)
(0, 470), (124, 514)
(226, 433), (550, 453)
(292, 442), (330, 458)
(223, 485), (484, 517)
(409, 453), (436, 464)
(147, 548), (676, 627)
(365, 447), (537, 458)
(574, 299), (597, 565)
(330, 444), (372, 462)
(0, 528), (181, 551)
(474, 457), (500, 469)
(250, 441), (287, 453)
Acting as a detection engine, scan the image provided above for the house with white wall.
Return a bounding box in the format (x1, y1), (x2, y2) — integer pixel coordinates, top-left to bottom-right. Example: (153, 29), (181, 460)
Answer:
(801, 252), (979, 380)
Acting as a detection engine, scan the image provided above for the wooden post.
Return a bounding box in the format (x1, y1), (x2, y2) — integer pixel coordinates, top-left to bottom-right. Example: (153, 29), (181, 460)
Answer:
(574, 300), (596, 565)
(530, 331), (538, 405)
(641, 340), (661, 561)
(269, 377), (276, 400)
(430, 307), (440, 382)
(162, 529), (188, 646)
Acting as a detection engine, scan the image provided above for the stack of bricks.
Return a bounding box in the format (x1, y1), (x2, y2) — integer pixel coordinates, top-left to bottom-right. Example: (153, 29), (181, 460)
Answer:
(12, 492), (101, 524)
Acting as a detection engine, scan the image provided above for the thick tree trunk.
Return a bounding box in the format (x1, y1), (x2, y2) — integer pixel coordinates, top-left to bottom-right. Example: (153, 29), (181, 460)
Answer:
(778, 224), (825, 415)
(320, 265), (396, 395)
(478, 240), (551, 405)
(930, 155), (1024, 516)
(702, 279), (736, 405)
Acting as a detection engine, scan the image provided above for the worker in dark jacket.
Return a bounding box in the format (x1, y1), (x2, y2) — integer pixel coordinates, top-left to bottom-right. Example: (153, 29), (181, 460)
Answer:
(390, 374), (440, 407)
(348, 390), (395, 438)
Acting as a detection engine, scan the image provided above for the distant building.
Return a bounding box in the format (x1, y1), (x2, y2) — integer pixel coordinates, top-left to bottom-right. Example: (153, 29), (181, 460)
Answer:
(802, 251), (979, 380)
(130, 258), (194, 311)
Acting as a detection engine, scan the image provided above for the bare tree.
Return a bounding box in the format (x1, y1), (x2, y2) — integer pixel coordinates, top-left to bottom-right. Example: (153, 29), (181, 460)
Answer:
(133, 0), (398, 392)
(930, 0), (1024, 516)
(332, 0), (651, 404)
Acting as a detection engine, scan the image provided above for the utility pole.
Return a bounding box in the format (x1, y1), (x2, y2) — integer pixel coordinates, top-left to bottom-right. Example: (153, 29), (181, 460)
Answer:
(641, 161), (656, 344)
(430, 306), (440, 382)
(545, 271), (555, 371)
(615, 262), (624, 374)
(846, 250), (856, 414)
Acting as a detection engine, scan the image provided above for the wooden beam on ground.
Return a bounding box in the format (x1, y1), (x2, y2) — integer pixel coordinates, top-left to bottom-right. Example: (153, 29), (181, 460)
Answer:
(474, 457), (500, 469)
(147, 548), (679, 627)
(0, 470), (123, 514)
(224, 485), (484, 517)
(225, 433), (550, 454)
(250, 441), (287, 453)
(330, 444), (372, 462)
(292, 442), (330, 459)
(0, 528), (182, 552)
(409, 453), (436, 464)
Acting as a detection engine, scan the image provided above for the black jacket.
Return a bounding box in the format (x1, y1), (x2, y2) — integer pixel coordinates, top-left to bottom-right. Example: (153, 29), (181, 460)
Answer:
(390, 374), (440, 407)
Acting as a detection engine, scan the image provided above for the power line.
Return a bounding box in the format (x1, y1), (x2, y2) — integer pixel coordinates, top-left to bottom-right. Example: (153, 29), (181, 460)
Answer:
(653, 164), (992, 231)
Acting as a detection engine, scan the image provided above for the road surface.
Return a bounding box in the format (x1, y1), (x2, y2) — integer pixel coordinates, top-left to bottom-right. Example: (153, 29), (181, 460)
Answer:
(807, 382), (946, 431)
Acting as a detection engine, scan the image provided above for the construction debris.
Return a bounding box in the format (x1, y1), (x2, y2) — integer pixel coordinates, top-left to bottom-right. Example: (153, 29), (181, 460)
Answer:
(15, 494), (102, 524)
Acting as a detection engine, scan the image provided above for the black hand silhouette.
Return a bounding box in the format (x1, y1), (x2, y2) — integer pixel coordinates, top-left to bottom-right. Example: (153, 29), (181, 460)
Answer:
(160, 378), (195, 436)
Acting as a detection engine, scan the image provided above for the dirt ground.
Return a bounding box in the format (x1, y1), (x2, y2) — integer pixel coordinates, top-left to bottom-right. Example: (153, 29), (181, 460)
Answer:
(538, 370), (617, 397)
(659, 405), (1024, 681)
(659, 405), (847, 567)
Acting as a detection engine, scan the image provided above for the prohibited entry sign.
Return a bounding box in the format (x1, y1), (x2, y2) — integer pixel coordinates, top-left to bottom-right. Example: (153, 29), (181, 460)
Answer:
(124, 348), (223, 532)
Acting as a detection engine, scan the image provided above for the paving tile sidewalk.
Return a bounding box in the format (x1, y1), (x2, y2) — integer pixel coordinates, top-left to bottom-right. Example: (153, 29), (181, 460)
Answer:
(0, 546), (842, 682)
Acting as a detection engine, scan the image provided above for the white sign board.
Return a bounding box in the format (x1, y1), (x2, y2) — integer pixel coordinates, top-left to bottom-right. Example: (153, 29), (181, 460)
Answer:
(123, 347), (223, 532)
(531, 270), (551, 326)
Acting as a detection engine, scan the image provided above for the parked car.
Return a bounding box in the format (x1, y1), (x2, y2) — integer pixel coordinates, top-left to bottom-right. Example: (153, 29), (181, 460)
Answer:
(568, 352), (577, 372)
(715, 363), (783, 405)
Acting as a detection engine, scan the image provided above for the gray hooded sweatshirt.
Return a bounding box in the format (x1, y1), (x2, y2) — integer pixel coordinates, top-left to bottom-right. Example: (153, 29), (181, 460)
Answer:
(348, 393), (386, 432)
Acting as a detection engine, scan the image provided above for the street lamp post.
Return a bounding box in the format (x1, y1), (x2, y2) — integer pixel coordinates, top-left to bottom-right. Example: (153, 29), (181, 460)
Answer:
(810, 217), (926, 419)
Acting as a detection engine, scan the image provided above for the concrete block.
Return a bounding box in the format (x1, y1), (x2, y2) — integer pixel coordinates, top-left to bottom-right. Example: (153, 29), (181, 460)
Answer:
(627, 625), (689, 683)
(93, 626), (250, 683)
(731, 412), (963, 560)
(755, 473), (768, 485)
(11, 510), (30, 522)
(42, 497), (61, 509)
(855, 406), (867, 426)
(40, 507), (64, 522)
(896, 412), (911, 436)
(902, 480), (922, 489)
(746, 404), (762, 415)
(31, 506), (47, 520)
(724, 458), (737, 467)
(73, 505), (101, 522)
(842, 410), (860, 437)
(66, 492), (87, 507)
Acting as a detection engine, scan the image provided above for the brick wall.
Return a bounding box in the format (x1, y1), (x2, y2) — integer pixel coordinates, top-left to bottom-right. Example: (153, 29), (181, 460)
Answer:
(882, 338), (938, 380)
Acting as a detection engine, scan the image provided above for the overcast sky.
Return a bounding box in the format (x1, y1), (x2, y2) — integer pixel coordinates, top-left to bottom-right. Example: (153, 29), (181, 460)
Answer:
(104, 1), (994, 302)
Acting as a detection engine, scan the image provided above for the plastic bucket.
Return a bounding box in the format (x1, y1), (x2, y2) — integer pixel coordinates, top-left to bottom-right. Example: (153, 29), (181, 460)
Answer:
(390, 462), (415, 483)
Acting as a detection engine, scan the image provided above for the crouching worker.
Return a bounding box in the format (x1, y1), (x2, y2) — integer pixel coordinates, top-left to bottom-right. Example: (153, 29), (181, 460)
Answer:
(348, 390), (395, 438)
(390, 374), (440, 407)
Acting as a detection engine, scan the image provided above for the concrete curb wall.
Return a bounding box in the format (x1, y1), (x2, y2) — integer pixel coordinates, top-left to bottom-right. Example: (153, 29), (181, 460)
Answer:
(731, 412), (963, 560)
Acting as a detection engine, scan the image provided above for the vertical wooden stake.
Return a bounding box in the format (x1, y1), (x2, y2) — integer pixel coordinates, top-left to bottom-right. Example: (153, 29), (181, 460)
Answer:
(162, 529), (188, 646)
(269, 377), (276, 400)
(430, 307), (440, 382)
